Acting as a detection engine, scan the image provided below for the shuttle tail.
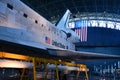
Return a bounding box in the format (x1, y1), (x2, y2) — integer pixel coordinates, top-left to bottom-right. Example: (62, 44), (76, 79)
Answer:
(57, 10), (80, 43)
(56, 9), (71, 30)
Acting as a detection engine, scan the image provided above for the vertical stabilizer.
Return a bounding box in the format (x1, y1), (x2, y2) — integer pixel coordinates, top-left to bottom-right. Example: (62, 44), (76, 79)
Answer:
(56, 9), (71, 30)
(56, 10), (80, 43)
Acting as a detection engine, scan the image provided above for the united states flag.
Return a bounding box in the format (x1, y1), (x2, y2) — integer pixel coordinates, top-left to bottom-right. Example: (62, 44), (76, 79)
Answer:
(45, 36), (51, 44)
(74, 21), (87, 42)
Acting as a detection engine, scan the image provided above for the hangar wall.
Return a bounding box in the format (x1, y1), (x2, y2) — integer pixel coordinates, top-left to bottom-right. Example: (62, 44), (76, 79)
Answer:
(76, 27), (120, 47)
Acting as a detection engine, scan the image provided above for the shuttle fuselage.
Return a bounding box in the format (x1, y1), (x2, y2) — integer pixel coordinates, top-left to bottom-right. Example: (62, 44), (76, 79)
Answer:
(0, 0), (78, 50)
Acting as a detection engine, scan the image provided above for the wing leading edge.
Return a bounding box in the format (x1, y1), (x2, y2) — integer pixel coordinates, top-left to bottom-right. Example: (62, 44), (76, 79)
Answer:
(47, 48), (120, 60)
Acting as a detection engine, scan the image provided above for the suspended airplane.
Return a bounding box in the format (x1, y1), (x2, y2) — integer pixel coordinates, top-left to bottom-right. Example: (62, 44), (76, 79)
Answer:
(0, 0), (120, 61)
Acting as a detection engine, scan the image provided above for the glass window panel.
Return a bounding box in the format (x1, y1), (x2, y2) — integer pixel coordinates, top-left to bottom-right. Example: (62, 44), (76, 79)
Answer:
(116, 23), (120, 30)
(68, 22), (75, 28)
(107, 21), (114, 29)
(87, 20), (91, 26)
(99, 20), (106, 27)
(91, 20), (98, 27)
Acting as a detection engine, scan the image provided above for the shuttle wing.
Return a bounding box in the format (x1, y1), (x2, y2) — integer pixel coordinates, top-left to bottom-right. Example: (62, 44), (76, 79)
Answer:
(47, 48), (120, 60)
(0, 40), (120, 61)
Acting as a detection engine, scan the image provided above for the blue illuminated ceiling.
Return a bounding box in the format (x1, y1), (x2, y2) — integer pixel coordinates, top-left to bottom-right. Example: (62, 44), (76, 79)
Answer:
(21, 0), (120, 22)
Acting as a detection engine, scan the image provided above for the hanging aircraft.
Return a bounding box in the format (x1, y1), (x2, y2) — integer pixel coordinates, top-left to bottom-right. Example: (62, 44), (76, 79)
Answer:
(0, 0), (120, 61)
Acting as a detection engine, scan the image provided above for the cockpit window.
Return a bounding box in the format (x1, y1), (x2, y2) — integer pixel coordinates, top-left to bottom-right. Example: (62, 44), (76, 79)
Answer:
(35, 20), (38, 24)
(23, 13), (27, 18)
(7, 3), (13, 10)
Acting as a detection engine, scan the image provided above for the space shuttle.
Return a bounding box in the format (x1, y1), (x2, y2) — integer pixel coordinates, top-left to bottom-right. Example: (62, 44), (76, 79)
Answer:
(0, 0), (120, 61)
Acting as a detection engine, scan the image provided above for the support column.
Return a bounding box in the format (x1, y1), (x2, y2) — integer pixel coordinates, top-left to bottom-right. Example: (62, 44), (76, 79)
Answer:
(44, 63), (49, 80)
(75, 68), (80, 80)
(55, 63), (59, 80)
(85, 67), (89, 80)
(20, 68), (25, 80)
(33, 58), (37, 80)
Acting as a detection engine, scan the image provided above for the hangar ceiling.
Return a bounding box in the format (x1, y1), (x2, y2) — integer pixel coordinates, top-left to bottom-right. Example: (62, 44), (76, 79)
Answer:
(21, 0), (120, 22)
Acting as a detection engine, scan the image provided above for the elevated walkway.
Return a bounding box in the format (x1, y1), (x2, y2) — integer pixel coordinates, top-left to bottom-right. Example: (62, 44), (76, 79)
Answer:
(0, 51), (88, 80)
